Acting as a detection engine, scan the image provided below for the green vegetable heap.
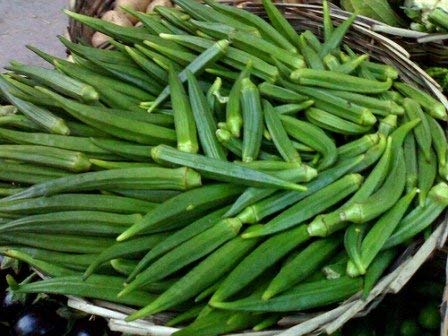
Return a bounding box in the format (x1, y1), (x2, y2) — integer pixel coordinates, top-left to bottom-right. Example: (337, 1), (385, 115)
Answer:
(0, 0), (447, 334)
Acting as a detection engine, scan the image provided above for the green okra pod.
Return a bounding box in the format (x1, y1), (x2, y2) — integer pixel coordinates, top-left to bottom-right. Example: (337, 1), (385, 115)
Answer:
(0, 145), (91, 172)
(378, 115), (398, 137)
(262, 0), (300, 45)
(0, 162), (71, 185)
(305, 107), (373, 135)
(148, 39), (229, 112)
(225, 165), (317, 218)
(83, 233), (168, 279)
(337, 133), (380, 159)
(427, 116), (447, 170)
(385, 182), (448, 248)
(0, 77), (69, 135)
(226, 61), (252, 138)
(127, 234), (259, 320)
(203, 0), (297, 53)
(395, 82), (448, 121)
(120, 218), (242, 297)
(117, 184), (243, 241)
(0, 232), (114, 254)
(3, 167), (201, 202)
(240, 78), (263, 162)
(403, 98), (432, 162)
(212, 276), (363, 312)
(210, 224), (310, 304)
(347, 189), (417, 277)
(0, 194), (156, 215)
(344, 223), (367, 276)
(298, 35), (325, 70)
(363, 249), (397, 298)
(169, 67), (199, 153)
(264, 100), (301, 163)
(274, 101), (315, 115)
(187, 71), (226, 159)
(281, 115), (337, 169)
(319, 14), (356, 57)
(403, 129), (418, 193)
(0, 211), (141, 236)
(38, 88), (176, 145)
(243, 174), (363, 238)
(124, 46), (168, 84)
(263, 235), (342, 299)
(127, 206), (230, 282)
(291, 69), (393, 94)
(151, 145), (306, 191)
(7, 61), (98, 103)
(258, 82), (308, 103)
(237, 155), (363, 225)
(417, 147), (437, 206)
(15, 275), (156, 307)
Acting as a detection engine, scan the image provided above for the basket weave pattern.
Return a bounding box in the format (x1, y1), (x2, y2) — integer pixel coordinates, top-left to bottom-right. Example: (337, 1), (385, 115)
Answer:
(65, 1), (448, 335)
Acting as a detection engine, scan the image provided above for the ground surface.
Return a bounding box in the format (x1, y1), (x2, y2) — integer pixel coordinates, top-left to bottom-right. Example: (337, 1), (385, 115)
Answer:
(0, 0), (68, 69)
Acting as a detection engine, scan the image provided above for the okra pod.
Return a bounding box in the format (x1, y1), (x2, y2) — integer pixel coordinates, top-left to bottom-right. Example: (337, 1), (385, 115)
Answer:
(274, 101), (315, 115)
(427, 116), (447, 169)
(226, 62), (252, 137)
(281, 115), (337, 169)
(291, 69), (393, 94)
(0, 145), (91, 172)
(89, 138), (152, 161)
(127, 235), (259, 319)
(280, 80), (376, 126)
(263, 235), (341, 299)
(385, 182), (448, 248)
(237, 155), (363, 225)
(0, 194), (156, 215)
(417, 147), (437, 206)
(151, 145), (306, 191)
(127, 206), (230, 282)
(298, 35), (325, 70)
(3, 167), (201, 202)
(212, 276), (363, 312)
(378, 115), (398, 137)
(15, 275), (155, 307)
(0, 161), (71, 185)
(169, 67), (199, 153)
(187, 71), (226, 159)
(39, 88), (176, 145)
(120, 218), (242, 297)
(326, 90), (404, 115)
(363, 249), (397, 298)
(0, 211), (141, 236)
(117, 184), (243, 241)
(319, 14), (356, 57)
(240, 78), (263, 162)
(244, 174), (363, 238)
(210, 224), (310, 304)
(148, 39), (229, 112)
(7, 61), (98, 103)
(124, 46), (168, 83)
(0, 232), (114, 254)
(337, 133), (380, 159)
(305, 108), (373, 135)
(403, 129), (418, 192)
(0, 128), (108, 156)
(0, 77), (69, 135)
(403, 98), (432, 162)
(348, 189), (417, 276)
(203, 0), (297, 52)
(225, 165), (317, 218)
(83, 233), (168, 278)
(395, 82), (448, 121)
(258, 82), (308, 103)
(262, 0), (300, 45)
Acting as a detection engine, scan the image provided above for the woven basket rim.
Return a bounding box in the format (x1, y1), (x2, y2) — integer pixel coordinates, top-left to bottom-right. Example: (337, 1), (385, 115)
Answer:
(61, 1), (448, 335)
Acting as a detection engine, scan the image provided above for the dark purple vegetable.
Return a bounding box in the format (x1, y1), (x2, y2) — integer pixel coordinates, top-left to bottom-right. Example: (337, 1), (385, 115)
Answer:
(11, 306), (66, 336)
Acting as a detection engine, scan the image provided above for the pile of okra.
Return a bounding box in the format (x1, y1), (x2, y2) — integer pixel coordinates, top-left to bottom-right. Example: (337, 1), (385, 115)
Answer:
(0, 0), (447, 334)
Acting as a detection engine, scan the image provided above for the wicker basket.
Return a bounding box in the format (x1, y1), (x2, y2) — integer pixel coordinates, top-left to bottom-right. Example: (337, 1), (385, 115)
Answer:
(64, 1), (448, 335)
